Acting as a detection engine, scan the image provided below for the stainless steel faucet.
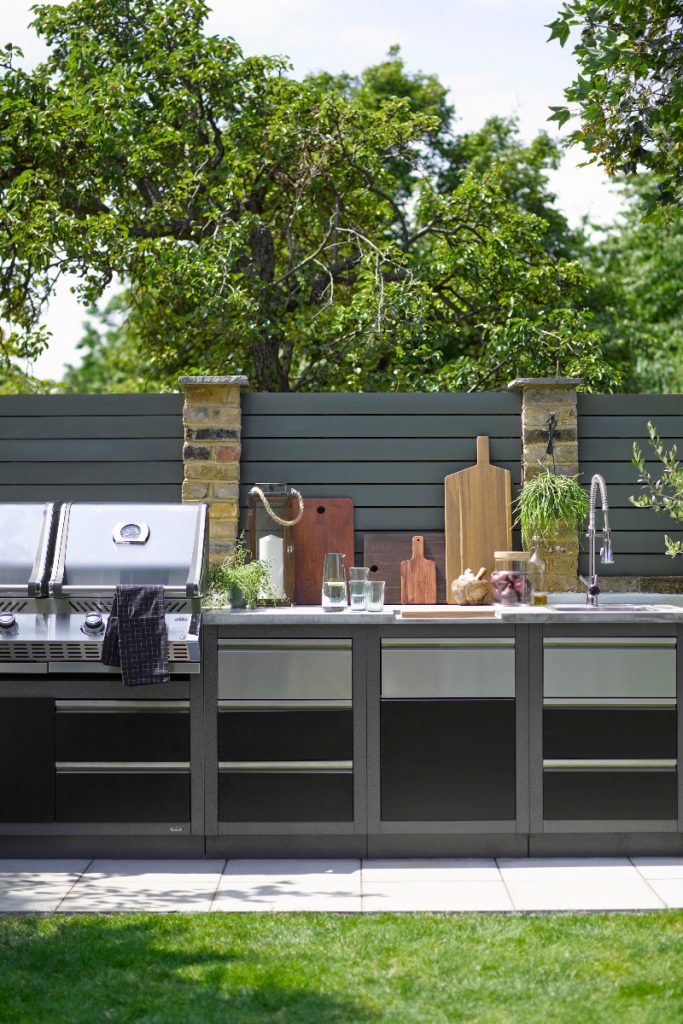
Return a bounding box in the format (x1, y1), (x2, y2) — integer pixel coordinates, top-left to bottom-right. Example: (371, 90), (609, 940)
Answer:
(579, 473), (614, 606)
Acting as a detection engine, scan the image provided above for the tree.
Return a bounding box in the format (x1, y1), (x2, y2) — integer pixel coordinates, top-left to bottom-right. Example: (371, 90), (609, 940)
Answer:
(584, 180), (683, 391)
(2, 0), (615, 392)
(548, 1), (683, 209)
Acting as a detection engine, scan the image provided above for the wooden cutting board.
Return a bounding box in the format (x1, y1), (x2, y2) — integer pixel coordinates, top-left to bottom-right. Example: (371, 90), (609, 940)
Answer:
(400, 535), (437, 604)
(364, 533), (446, 604)
(444, 435), (512, 603)
(293, 498), (355, 605)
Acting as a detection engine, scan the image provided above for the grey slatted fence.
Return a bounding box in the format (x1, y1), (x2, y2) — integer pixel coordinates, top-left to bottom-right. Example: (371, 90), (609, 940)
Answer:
(577, 394), (683, 577)
(240, 392), (523, 563)
(0, 394), (183, 502)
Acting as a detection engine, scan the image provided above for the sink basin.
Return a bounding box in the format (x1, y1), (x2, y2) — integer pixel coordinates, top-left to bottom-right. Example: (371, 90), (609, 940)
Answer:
(551, 603), (679, 613)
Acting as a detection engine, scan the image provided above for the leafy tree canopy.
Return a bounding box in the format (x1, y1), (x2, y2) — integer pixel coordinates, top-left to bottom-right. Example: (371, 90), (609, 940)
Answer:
(2, 0), (615, 392)
(548, 1), (683, 209)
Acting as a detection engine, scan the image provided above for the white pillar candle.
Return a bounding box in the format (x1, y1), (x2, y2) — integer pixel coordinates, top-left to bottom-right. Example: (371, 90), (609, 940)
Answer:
(259, 533), (285, 599)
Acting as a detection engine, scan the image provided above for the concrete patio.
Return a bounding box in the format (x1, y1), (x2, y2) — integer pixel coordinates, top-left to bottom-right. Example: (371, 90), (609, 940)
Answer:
(1, 857), (682, 913)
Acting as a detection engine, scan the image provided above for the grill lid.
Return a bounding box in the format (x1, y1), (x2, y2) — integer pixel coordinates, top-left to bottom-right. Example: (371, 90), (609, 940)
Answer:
(50, 503), (208, 598)
(0, 503), (57, 597)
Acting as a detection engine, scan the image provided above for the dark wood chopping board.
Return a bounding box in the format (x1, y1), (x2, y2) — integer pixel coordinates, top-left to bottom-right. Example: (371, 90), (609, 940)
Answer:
(293, 498), (355, 605)
(364, 532), (446, 604)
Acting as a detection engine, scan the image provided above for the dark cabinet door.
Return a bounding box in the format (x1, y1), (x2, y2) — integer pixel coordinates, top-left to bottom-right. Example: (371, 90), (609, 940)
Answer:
(218, 708), (352, 762)
(543, 708), (677, 760)
(219, 770), (353, 822)
(56, 771), (190, 823)
(544, 770), (677, 820)
(0, 698), (54, 822)
(56, 706), (190, 762)
(380, 700), (516, 821)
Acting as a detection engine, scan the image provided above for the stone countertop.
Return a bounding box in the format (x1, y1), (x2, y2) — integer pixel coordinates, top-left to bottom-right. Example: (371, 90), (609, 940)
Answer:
(203, 596), (683, 625)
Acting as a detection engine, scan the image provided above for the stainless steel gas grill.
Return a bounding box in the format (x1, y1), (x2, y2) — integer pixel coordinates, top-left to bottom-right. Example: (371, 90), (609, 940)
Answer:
(0, 502), (207, 671)
(0, 502), (208, 853)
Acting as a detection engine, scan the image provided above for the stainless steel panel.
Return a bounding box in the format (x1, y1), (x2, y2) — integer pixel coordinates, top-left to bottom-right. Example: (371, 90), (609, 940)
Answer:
(56, 762), (191, 772)
(0, 503), (55, 593)
(55, 700), (189, 712)
(544, 640), (676, 698)
(218, 761), (353, 772)
(544, 697), (676, 708)
(544, 759), (677, 770)
(218, 641), (352, 700)
(383, 638), (515, 650)
(51, 503), (207, 594)
(218, 699), (351, 710)
(381, 644), (515, 698)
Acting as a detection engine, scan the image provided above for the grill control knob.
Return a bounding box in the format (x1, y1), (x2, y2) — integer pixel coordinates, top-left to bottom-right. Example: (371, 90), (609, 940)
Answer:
(0, 613), (17, 632)
(82, 612), (104, 635)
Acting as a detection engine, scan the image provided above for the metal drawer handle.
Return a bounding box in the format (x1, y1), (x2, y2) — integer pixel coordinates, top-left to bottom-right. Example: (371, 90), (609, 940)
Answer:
(55, 700), (190, 712)
(543, 759), (677, 770)
(382, 638), (515, 650)
(56, 762), (190, 772)
(218, 760), (352, 772)
(543, 698), (677, 709)
(218, 699), (352, 710)
(544, 638), (676, 648)
(218, 640), (352, 651)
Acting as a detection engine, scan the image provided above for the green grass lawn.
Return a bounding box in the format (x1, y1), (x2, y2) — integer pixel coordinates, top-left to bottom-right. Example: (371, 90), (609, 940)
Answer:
(0, 912), (682, 1023)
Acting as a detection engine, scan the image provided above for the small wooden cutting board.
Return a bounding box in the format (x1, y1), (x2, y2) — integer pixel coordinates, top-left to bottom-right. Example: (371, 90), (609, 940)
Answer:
(400, 535), (437, 605)
(445, 435), (512, 603)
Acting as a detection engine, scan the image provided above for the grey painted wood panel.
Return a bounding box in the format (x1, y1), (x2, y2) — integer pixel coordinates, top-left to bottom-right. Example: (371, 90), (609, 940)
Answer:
(240, 461), (523, 484)
(578, 394), (683, 414)
(0, 486), (181, 501)
(0, 394), (182, 416)
(242, 392), (521, 414)
(580, 416), (683, 438)
(0, 439), (181, 461)
(579, 438), (683, 460)
(241, 414), (521, 438)
(241, 437), (521, 461)
(0, 462), (183, 484)
(0, 416), (183, 439)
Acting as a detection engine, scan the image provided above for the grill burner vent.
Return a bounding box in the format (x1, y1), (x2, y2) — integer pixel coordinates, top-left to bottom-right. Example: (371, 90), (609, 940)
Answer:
(0, 641), (102, 662)
(169, 643), (191, 662)
(67, 598), (190, 615)
(0, 600), (28, 613)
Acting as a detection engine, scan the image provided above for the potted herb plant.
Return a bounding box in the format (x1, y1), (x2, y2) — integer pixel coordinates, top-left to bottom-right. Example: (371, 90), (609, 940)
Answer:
(515, 469), (590, 591)
(206, 536), (276, 609)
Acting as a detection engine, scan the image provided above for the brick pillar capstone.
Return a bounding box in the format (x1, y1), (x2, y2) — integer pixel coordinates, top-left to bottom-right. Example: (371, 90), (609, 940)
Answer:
(179, 375), (248, 565)
(508, 377), (582, 593)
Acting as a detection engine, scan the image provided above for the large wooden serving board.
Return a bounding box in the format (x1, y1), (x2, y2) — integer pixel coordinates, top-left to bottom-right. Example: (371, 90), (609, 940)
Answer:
(363, 532), (446, 604)
(293, 497), (355, 605)
(444, 435), (512, 603)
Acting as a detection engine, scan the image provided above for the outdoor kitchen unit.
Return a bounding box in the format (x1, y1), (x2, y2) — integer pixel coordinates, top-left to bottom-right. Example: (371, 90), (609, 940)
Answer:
(0, 502), (209, 856)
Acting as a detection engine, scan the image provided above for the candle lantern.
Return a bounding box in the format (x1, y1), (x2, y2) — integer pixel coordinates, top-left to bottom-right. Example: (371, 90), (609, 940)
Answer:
(248, 483), (304, 605)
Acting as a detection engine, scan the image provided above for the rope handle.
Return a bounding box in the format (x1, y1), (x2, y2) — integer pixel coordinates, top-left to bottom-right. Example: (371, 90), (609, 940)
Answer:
(249, 485), (305, 527)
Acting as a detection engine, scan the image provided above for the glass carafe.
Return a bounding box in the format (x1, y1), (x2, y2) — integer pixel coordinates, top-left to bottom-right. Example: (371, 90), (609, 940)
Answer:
(321, 552), (347, 611)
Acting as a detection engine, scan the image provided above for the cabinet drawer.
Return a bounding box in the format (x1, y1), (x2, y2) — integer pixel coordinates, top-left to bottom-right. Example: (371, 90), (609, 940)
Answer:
(380, 700), (516, 821)
(56, 769), (190, 823)
(543, 707), (677, 760)
(0, 698), (54, 823)
(382, 638), (515, 698)
(218, 639), (352, 700)
(218, 707), (352, 762)
(543, 768), (677, 820)
(218, 769), (353, 822)
(55, 701), (190, 762)
(543, 638), (676, 698)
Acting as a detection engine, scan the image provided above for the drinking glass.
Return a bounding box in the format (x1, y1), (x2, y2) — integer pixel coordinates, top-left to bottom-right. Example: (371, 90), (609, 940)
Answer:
(321, 552), (347, 611)
(367, 580), (385, 612)
(349, 579), (368, 610)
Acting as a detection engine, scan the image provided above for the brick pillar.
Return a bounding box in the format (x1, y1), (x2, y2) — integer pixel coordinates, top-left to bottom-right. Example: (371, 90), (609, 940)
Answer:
(179, 375), (248, 565)
(508, 377), (582, 592)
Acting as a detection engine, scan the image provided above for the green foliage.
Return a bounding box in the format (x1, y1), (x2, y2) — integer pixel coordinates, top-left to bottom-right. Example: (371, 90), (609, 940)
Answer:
(584, 180), (683, 391)
(207, 535), (275, 609)
(1, 0), (617, 392)
(548, 1), (683, 209)
(631, 421), (683, 557)
(516, 469), (590, 548)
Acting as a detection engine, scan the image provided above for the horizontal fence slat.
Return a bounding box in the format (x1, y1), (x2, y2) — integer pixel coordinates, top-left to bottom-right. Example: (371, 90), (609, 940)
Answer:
(242, 392), (521, 415)
(0, 485), (181, 501)
(579, 462), (672, 485)
(579, 416), (683, 439)
(579, 439), (683, 460)
(0, 416), (182, 440)
(0, 463), (183, 484)
(0, 394), (182, 416)
(578, 394), (683, 415)
(579, 554), (683, 576)
(0, 439), (181, 461)
(240, 461), (523, 485)
(241, 414), (520, 439)
(241, 438), (521, 461)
